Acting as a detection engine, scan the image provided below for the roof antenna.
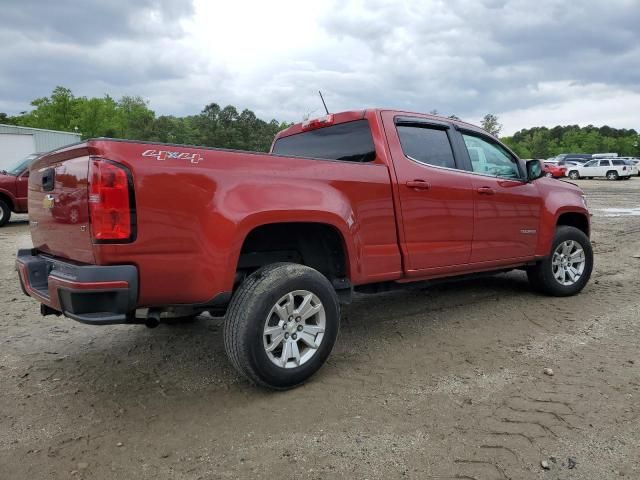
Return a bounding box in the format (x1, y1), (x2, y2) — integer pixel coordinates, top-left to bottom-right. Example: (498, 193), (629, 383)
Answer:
(319, 90), (330, 115)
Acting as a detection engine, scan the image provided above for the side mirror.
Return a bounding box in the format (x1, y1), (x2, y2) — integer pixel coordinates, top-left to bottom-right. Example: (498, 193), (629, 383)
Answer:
(526, 159), (544, 181)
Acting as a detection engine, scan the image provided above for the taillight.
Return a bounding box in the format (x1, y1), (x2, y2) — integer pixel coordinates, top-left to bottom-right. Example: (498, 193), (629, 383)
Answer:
(301, 114), (334, 131)
(88, 159), (136, 243)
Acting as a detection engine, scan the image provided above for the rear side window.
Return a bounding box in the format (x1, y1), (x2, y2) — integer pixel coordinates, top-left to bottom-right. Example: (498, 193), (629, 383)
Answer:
(612, 160), (624, 166)
(396, 126), (456, 169)
(272, 119), (376, 162)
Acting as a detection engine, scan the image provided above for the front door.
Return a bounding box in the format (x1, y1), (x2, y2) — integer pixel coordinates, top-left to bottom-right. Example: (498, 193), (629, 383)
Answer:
(15, 171), (29, 211)
(580, 160), (599, 177)
(459, 132), (542, 263)
(381, 113), (474, 272)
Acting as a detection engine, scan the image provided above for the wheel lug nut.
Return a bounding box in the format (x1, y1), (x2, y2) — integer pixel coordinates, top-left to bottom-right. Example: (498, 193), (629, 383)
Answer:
(297, 325), (303, 331)
(295, 317), (301, 322)
(292, 334), (297, 340)
(288, 316), (293, 321)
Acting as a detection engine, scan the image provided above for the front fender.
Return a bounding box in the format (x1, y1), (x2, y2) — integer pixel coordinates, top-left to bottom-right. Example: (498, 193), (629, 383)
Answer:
(535, 188), (590, 257)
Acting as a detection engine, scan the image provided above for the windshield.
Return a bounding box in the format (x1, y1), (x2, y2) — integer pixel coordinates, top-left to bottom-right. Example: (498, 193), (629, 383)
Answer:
(4, 154), (39, 176)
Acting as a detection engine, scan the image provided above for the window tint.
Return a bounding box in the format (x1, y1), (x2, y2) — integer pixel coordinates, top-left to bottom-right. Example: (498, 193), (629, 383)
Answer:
(462, 134), (520, 179)
(272, 119), (376, 162)
(612, 160), (624, 166)
(599, 160), (611, 166)
(396, 126), (455, 169)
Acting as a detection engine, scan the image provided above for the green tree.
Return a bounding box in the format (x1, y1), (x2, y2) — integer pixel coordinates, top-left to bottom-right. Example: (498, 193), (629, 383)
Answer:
(481, 113), (502, 136)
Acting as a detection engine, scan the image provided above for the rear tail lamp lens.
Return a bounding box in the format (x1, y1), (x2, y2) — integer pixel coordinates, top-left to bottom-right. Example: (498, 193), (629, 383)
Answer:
(88, 159), (136, 242)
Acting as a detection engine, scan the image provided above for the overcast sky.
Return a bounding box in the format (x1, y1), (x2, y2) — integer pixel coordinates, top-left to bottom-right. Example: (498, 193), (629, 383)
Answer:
(1, 0), (639, 135)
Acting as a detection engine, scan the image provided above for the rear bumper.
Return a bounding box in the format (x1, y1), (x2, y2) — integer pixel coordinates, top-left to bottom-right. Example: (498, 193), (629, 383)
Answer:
(16, 249), (138, 325)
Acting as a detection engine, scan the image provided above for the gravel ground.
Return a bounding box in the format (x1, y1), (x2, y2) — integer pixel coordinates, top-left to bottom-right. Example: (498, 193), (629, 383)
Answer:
(1, 179), (639, 479)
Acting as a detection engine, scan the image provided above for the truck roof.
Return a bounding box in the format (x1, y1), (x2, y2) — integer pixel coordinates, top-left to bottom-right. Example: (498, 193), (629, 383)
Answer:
(274, 108), (492, 141)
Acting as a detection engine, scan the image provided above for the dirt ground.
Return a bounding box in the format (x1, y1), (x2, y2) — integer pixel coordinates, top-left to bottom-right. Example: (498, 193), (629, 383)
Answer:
(1, 179), (638, 480)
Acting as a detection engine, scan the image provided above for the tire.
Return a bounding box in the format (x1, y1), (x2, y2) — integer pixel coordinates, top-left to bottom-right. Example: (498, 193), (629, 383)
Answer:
(527, 226), (593, 297)
(587, 177), (593, 180)
(0, 199), (11, 227)
(606, 170), (619, 180)
(544, 172), (553, 178)
(568, 170), (580, 180)
(224, 263), (340, 389)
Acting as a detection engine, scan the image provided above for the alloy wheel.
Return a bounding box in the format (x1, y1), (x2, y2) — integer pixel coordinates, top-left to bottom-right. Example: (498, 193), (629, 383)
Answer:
(263, 290), (326, 369)
(551, 240), (586, 286)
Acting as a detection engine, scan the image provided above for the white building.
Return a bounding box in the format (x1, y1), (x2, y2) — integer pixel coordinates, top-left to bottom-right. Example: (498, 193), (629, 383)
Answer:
(0, 124), (82, 170)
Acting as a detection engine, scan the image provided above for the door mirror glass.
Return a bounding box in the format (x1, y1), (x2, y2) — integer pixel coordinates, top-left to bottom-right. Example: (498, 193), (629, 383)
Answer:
(526, 159), (544, 181)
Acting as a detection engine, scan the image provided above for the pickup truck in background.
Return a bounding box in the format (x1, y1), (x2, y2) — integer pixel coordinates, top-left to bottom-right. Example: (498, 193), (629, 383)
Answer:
(16, 110), (593, 389)
(0, 153), (39, 226)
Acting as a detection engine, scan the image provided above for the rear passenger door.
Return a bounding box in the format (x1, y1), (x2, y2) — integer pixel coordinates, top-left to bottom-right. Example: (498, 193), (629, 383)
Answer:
(599, 159), (612, 176)
(381, 113), (475, 272)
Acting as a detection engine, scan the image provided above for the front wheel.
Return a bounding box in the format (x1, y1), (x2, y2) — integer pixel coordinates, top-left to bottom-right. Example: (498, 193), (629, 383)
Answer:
(527, 226), (593, 296)
(224, 263), (340, 389)
(568, 170), (580, 180)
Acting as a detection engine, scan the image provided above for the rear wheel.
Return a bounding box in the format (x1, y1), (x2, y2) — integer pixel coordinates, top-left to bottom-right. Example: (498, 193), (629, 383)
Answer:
(0, 199), (11, 227)
(224, 263), (340, 389)
(527, 226), (593, 296)
(568, 170), (580, 180)
(544, 172), (553, 177)
(606, 170), (619, 180)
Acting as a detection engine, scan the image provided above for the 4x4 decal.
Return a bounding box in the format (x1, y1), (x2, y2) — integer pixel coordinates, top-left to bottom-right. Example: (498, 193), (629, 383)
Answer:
(142, 149), (203, 164)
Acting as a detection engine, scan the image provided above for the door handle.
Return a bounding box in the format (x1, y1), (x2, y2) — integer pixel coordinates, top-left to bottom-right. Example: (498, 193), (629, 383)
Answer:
(406, 180), (431, 190)
(477, 186), (495, 195)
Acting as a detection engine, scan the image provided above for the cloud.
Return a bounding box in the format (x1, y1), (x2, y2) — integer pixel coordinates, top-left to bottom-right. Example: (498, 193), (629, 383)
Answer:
(1, 0), (639, 134)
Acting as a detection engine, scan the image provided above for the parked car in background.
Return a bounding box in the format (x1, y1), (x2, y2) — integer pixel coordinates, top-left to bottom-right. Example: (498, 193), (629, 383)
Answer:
(0, 153), (41, 226)
(554, 153), (592, 164)
(567, 158), (633, 180)
(543, 162), (566, 178)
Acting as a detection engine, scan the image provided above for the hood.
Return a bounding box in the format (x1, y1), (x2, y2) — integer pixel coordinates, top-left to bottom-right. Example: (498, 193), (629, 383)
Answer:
(0, 172), (16, 188)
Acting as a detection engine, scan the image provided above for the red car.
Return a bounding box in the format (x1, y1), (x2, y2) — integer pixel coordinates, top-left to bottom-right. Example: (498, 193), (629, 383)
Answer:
(0, 153), (39, 226)
(16, 109), (593, 388)
(543, 162), (567, 178)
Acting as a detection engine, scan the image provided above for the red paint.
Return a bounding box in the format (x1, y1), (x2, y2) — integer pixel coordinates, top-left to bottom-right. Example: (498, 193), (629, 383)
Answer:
(543, 163), (567, 178)
(23, 109), (590, 311)
(0, 171), (29, 213)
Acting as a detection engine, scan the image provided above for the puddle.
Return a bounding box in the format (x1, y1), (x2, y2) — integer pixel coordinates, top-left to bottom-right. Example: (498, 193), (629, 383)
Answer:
(596, 207), (640, 217)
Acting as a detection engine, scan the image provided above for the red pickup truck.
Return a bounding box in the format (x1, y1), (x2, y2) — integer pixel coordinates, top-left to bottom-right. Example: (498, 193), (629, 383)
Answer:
(0, 153), (37, 226)
(16, 109), (593, 388)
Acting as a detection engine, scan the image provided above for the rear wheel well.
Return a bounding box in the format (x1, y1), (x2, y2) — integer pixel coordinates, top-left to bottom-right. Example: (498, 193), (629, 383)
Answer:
(557, 212), (589, 237)
(237, 223), (348, 283)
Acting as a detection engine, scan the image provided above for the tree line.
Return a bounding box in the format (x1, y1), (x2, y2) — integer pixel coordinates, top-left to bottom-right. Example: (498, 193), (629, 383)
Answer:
(0, 86), (290, 153)
(501, 124), (639, 159)
(1, 87), (638, 158)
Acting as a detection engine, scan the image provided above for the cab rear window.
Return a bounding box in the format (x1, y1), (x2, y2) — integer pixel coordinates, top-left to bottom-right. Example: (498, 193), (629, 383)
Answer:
(272, 120), (376, 162)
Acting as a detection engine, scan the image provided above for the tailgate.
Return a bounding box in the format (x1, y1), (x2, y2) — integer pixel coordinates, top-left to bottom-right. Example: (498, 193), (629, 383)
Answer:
(28, 144), (95, 264)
